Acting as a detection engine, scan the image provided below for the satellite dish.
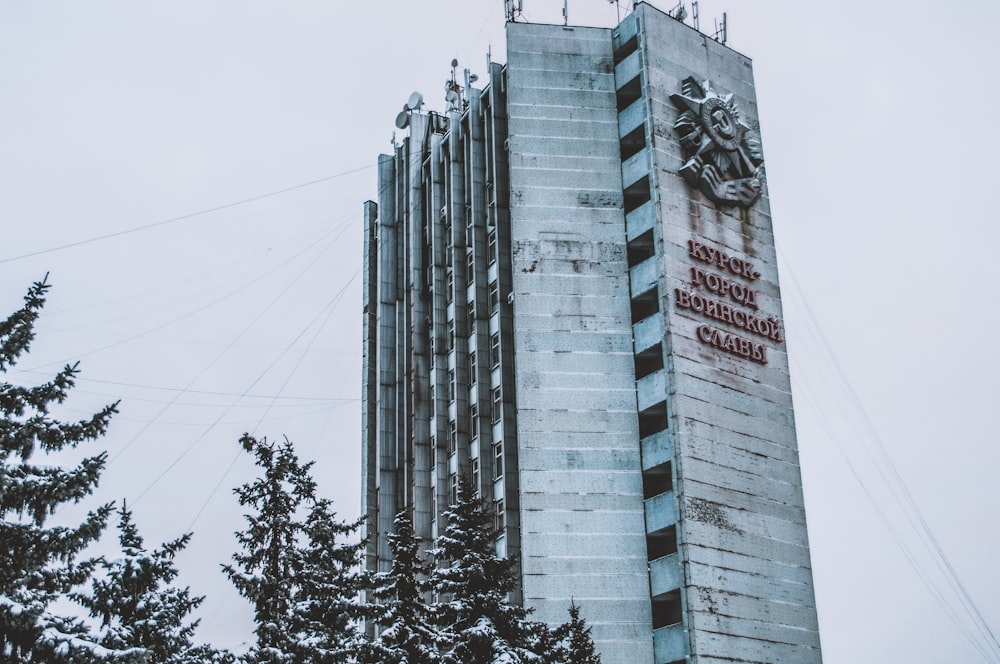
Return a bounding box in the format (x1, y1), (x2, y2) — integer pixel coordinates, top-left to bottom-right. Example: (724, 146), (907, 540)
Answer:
(407, 91), (424, 111)
(451, 58), (459, 68)
(395, 111), (410, 129)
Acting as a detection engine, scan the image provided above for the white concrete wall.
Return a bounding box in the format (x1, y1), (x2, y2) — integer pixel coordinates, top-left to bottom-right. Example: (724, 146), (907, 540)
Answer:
(635, 5), (823, 662)
(506, 22), (655, 664)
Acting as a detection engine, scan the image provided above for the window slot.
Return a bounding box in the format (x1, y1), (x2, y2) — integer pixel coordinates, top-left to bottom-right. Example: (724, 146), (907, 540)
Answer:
(634, 343), (663, 380)
(627, 229), (655, 267)
(623, 176), (651, 213)
(638, 400), (668, 438)
(630, 287), (659, 324)
(613, 35), (638, 65)
(616, 75), (642, 111)
(620, 124), (646, 162)
(642, 460), (673, 500)
(646, 524), (677, 561)
(650, 589), (682, 629)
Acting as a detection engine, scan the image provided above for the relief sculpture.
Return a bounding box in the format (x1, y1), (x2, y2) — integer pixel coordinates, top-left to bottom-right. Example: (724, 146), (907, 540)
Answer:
(671, 77), (764, 208)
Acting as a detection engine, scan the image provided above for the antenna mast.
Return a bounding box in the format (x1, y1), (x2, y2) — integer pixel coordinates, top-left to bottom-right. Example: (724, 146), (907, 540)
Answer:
(505, 0), (523, 22)
(713, 12), (727, 44)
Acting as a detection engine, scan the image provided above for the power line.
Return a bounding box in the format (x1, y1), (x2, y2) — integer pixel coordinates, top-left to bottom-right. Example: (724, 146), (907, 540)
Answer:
(21, 213), (358, 372)
(106, 227), (355, 469)
(133, 269), (358, 507)
(0, 163), (376, 264)
(778, 246), (1000, 662)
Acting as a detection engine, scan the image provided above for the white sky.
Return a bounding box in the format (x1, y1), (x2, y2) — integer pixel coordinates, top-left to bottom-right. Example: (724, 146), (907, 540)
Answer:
(2, 1), (998, 661)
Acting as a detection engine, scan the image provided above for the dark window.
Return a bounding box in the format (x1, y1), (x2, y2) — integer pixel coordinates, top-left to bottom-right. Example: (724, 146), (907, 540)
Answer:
(646, 525), (677, 561)
(488, 281), (500, 314)
(488, 230), (498, 265)
(469, 351), (478, 385)
(624, 175), (651, 213)
(638, 400), (669, 438)
(613, 34), (638, 64)
(493, 443), (504, 480)
(449, 421), (458, 455)
(492, 387), (502, 423)
(620, 124), (646, 162)
(494, 499), (505, 532)
(490, 333), (501, 368)
(634, 343), (664, 380)
(642, 461), (673, 500)
(616, 75), (642, 111)
(626, 229), (655, 267)
(651, 590), (683, 630)
(470, 404), (479, 440)
(630, 287), (659, 324)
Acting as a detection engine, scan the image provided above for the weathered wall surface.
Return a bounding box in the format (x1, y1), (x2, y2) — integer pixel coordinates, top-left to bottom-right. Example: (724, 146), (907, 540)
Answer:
(506, 21), (655, 664)
(634, 5), (823, 662)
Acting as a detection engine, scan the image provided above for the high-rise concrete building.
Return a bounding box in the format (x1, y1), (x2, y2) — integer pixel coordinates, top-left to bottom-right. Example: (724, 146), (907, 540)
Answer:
(361, 3), (822, 663)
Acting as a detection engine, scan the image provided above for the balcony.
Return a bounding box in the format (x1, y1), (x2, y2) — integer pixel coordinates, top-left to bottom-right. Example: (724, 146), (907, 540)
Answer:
(653, 623), (687, 664)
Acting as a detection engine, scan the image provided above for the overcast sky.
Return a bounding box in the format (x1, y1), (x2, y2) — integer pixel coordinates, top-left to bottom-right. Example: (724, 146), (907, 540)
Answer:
(2, 1), (998, 661)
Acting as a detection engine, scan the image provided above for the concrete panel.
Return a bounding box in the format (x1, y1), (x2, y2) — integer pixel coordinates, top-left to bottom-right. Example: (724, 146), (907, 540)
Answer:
(685, 586), (820, 633)
(644, 490), (679, 532)
(518, 446), (651, 472)
(649, 553), (683, 596)
(653, 624), (687, 664)
(641, 430), (675, 470)
(633, 313), (664, 354)
(636, 369), (667, 412)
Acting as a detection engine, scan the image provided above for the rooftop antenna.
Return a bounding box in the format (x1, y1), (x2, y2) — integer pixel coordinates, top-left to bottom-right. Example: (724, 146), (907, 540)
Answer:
(445, 59), (463, 112)
(713, 12), (727, 44)
(609, 0), (620, 23)
(562, 0), (569, 25)
(505, 0), (523, 22)
(395, 91), (424, 129)
(692, 0), (699, 31)
(464, 68), (479, 103)
(669, 1), (687, 22)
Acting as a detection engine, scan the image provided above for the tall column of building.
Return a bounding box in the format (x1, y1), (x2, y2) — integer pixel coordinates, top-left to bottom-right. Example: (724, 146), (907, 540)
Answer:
(616, 5), (823, 662)
(505, 22), (655, 664)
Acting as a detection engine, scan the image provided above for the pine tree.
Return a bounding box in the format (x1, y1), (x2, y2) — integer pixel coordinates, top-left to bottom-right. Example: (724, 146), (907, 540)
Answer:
(359, 510), (439, 664)
(0, 278), (135, 662)
(430, 481), (549, 664)
(295, 494), (366, 662)
(75, 503), (232, 663)
(552, 602), (601, 664)
(223, 434), (364, 664)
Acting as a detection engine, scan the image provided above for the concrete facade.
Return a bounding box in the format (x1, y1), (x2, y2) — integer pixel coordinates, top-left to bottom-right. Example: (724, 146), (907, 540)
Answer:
(362, 4), (822, 663)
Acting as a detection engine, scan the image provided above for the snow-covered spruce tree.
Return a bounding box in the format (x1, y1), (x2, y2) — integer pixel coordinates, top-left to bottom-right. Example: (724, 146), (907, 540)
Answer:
(0, 278), (139, 662)
(295, 493), (366, 662)
(430, 481), (551, 664)
(551, 602), (601, 664)
(223, 434), (364, 664)
(358, 510), (439, 664)
(74, 503), (232, 663)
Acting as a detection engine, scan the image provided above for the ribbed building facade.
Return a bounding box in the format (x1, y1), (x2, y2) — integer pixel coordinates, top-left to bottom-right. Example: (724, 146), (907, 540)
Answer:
(361, 4), (822, 663)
